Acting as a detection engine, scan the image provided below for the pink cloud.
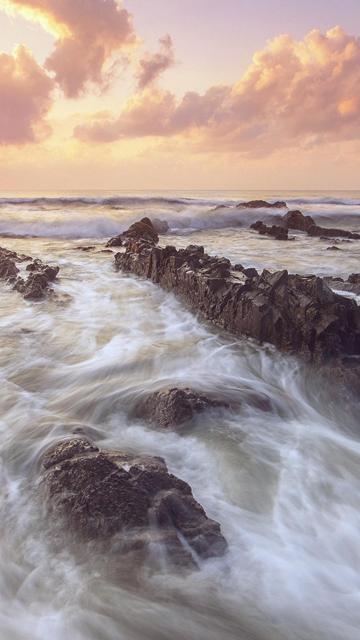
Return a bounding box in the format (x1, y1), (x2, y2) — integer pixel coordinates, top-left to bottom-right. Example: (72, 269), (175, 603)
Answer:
(0, 45), (53, 144)
(75, 27), (360, 154)
(6, 0), (136, 97)
(136, 34), (175, 90)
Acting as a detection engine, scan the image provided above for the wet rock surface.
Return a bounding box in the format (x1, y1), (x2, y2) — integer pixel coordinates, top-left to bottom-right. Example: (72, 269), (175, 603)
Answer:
(0, 247), (59, 300)
(40, 438), (227, 566)
(324, 274), (360, 295)
(114, 219), (360, 372)
(134, 387), (228, 428)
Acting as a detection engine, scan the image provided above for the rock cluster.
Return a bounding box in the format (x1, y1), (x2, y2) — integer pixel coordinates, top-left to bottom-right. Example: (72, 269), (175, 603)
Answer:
(134, 387), (227, 428)
(40, 437), (227, 566)
(0, 247), (59, 300)
(250, 220), (289, 240)
(268, 208), (359, 240)
(112, 219), (360, 368)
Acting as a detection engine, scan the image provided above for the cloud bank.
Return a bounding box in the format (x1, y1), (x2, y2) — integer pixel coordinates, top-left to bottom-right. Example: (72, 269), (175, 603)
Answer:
(4, 0), (136, 96)
(75, 27), (360, 154)
(0, 45), (53, 144)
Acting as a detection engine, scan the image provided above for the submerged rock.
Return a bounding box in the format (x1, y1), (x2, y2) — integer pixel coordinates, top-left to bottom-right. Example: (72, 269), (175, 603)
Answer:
(40, 438), (227, 566)
(237, 200), (287, 209)
(114, 221), (360, 372)
(134, 387), (228, 428)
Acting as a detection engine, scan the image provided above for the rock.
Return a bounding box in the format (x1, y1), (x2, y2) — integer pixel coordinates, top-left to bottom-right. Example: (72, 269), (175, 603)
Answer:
(327, 245), (342, 251)
(349, 274), (360, 284)
(152, 218), (169, 234)
(107, 217), (159, 248)
(237, 200), (287, 209)
(243, 267), (259, 279)
(134, 387), (228, 428)
(40, 438), (227, 566)
(325, 273), (360, 295)
(250, 221), (289, 240)
(26, 259), (59, 281)
(233, 264), (244, 272)
(0, 247), (59, 300)
(307, 224), (360, 240)
(114, 220), (360, 369)
(74, 245), (96, 252)
(282, 210), (315, 232)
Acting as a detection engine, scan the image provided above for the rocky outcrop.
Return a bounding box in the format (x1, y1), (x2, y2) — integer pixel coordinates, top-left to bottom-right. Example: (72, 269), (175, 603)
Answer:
(253, 208), (360, 241)
(307, 225), (360, 240)
(114, 220), (360, 369)
(107, 217), (159, 247)
(134, 387), (228, 428)
(250, 221), (289, 240)
(282, 210), (315, 232)
(237, 200), (287, 209)
(40, 437), (227, 567)
(0, 248), (59, 300)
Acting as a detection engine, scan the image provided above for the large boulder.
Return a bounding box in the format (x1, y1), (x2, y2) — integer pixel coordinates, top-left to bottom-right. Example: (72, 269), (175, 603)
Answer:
(307, 224), (360, 240)
(282, 210), (315, 232)
(40, 438), (227, 567)
(134, 387), (228, 428)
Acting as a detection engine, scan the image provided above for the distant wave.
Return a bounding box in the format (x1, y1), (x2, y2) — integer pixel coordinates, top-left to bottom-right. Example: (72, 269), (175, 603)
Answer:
(287, 197), (360, 206)
(0, 195), (226, 209)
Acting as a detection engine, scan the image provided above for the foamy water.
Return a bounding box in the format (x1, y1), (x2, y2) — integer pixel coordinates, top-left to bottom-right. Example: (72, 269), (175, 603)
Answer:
(0, 191), (359, 640)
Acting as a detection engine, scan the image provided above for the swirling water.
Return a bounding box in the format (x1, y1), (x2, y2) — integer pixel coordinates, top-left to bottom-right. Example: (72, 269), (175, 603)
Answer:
(0, 191), (359, 640)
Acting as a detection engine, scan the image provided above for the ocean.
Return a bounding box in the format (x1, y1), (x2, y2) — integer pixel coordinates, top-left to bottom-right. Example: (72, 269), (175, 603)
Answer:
(0, 190), (359, 640)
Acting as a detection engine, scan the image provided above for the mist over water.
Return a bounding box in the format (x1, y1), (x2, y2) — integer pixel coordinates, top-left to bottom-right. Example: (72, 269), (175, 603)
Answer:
(0, 191), (359, 640)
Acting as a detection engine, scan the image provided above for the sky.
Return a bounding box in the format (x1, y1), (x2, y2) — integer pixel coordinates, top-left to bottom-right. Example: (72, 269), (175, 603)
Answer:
(0, 0), (360, 191)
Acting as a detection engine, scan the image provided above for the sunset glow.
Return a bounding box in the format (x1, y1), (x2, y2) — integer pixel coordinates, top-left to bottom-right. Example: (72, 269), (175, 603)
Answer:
(0, 0), (360, 189)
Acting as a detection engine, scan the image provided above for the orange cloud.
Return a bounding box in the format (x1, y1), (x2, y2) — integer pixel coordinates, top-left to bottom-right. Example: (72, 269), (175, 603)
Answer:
(136, 34), (175, 90)
(75, 26), (360, 154)
(0, 45), (53, 144)
(4, 0), (136, 97)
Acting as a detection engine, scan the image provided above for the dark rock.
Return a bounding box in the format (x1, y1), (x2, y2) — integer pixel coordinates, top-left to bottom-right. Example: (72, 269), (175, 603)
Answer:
(152, 218), (169, 234)
(26, 259), (59, 281)
(250, 221), (289, 240)
(107, 217), (159, 248)
(40, 438), (227, 566)
(243, 267), (259, 279)
(237, 200), (287, 209)
(349, 274), (360, 284)
(0, 247), (59, 300)
(134, 387), (228, 428)
(114, 221), (360, 369)
(327, 246), (342, 251)
(233, 264), (244, 272)
(308, 225), (360, 240)
(74, 245), (96, 252)
(282, 210), (315, 232)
